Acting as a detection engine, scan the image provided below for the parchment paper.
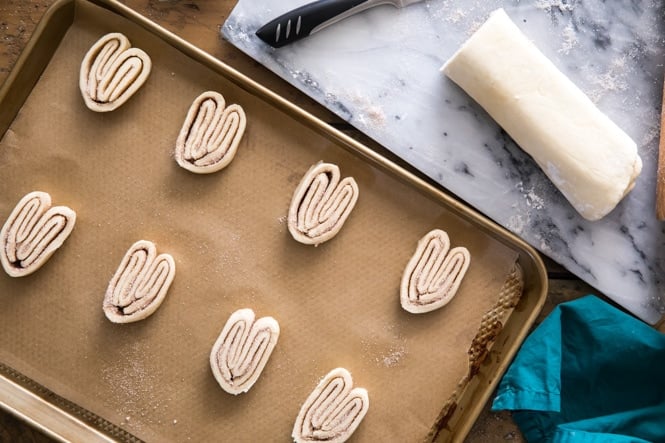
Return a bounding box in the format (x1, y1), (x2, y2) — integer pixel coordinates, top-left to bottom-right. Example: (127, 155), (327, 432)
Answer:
(0, 2), (519, 441)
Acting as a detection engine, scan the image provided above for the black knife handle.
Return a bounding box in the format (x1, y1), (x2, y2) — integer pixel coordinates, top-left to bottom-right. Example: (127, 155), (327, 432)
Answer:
(255, 0), (370, 48)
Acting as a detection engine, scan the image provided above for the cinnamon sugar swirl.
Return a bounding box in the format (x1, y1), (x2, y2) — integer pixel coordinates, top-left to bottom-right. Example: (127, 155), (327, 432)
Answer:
(175, 91), (246, 174)
(1, 191), (76, 277)
(293, 368), (369, 443)
(400, 229), (470, 314)
(79, 32), (151, 112)
(103, 240), (175, 323)
(210, 308), (279, 395)
(287, 162), (359, 246)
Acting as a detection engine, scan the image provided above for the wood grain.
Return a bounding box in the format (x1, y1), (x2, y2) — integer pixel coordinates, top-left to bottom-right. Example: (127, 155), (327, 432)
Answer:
(0, 1), (594, 442)
(656, 78), (665, 220)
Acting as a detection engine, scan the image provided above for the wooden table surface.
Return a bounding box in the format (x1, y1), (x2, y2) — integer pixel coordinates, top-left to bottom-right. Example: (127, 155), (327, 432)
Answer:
(0, 0), (638, 441)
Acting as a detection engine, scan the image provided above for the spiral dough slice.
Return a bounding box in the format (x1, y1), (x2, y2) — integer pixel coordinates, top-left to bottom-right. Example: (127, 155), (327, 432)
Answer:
(0, 191), (76, 277)
(210, 308), (279, 395)
(293, 368), (369, 443)
(288, 162), (359, 246)
(79, 32), (151, 112)
(175, 91), (247, 174)
(103, 240), (175, 323)
(400, 229), (470, 314)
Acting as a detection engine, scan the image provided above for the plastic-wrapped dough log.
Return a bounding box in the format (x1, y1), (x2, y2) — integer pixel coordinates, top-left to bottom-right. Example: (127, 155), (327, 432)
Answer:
(441, 8), (642, 221)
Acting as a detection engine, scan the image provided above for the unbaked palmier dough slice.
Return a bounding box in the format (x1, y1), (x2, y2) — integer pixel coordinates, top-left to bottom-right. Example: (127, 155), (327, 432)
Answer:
(103, 240), (175, 323)
(288, 162), (359, 246)
(80, 32), (151, 112)
(400, 229), (470, 314)
(293, 368), (369, 443)
(210, 308), (279, 395)
(175, 91), (246, 174)
(1, 191), (76, 277)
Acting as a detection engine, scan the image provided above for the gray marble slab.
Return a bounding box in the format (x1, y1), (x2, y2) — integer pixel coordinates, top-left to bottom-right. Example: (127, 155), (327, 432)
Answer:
(222, 0), (665, 323)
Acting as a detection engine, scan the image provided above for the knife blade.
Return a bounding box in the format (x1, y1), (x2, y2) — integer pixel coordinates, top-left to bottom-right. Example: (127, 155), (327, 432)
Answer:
(255, 0), (423, 48)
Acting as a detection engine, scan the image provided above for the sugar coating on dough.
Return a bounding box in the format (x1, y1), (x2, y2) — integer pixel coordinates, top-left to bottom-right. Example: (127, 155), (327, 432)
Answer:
(79, 32), (151, 112)
(0, 191), (76, 278)
(175, 91), (247, 174)
(441, 9), (642, 221)
(103, 240), (175, 323)
(400, 229), (470, 314)
(293, 368), (369, 443)
(209, 308), (279, 395)
(287, 162), (359, 246)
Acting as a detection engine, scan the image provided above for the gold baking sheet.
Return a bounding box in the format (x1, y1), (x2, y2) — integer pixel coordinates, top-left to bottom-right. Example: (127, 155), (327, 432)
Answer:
(0, 1), (547, 441)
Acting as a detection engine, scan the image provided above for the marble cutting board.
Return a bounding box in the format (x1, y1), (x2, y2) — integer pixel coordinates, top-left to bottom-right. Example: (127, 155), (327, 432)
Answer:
(222, 0), (665, 324)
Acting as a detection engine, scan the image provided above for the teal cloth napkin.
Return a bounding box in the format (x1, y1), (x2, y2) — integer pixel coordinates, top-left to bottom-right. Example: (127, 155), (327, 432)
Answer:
(492, 295), (665, 443)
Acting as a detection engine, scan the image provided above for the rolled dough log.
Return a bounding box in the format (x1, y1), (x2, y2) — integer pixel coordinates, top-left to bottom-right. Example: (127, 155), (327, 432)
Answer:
(441, 9), (642, 221)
